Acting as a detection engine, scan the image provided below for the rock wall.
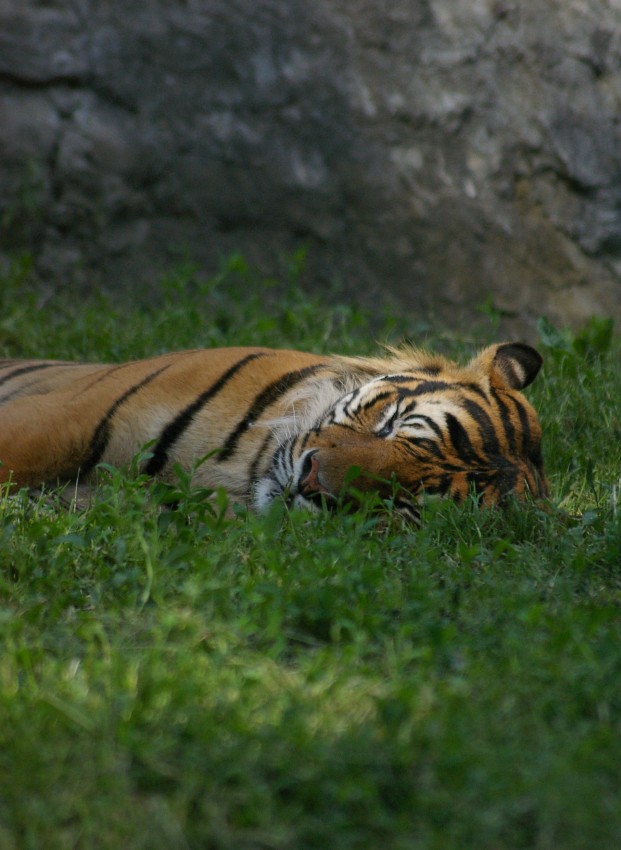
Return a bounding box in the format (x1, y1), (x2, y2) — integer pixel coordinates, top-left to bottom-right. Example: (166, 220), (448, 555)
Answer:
(1, 0), (620, 334)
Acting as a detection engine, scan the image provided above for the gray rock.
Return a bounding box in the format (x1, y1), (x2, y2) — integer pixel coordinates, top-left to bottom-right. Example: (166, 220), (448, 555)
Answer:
(1, 0), (620, 335)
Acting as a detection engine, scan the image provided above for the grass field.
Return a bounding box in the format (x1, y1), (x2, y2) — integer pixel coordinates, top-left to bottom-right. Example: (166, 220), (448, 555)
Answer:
(1, 255), (621, 849)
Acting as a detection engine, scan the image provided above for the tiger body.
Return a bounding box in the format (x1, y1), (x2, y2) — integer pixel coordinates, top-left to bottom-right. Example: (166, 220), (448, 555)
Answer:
(0, 343), (548, 520)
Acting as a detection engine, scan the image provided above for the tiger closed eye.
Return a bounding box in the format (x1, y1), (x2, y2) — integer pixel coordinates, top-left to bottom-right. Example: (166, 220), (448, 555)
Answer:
(376, 416), (397, 437)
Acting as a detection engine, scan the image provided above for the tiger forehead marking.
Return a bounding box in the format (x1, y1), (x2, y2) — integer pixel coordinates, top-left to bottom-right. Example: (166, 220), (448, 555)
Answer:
(325, 373), (508, 457)
(0, 342), (548, 523)
(330, 375), (470, 428)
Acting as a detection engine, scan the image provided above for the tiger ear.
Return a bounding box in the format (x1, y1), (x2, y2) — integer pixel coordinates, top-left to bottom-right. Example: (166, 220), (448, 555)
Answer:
(472, 342), (543, 390)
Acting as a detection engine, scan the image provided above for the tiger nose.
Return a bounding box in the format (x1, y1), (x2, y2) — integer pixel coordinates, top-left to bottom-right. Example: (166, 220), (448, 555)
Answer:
(298, 451), (329, 496)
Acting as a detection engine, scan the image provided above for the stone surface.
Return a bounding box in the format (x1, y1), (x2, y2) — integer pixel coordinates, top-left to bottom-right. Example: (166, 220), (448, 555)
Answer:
(1, 0), (620, 335)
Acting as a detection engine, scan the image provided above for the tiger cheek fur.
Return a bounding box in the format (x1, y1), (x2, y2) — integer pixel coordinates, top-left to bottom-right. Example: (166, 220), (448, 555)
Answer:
(301, 428), (423, 500)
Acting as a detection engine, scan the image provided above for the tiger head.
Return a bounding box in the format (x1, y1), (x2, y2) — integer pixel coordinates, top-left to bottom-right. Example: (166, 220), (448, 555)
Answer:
(253, 342), (548, 521)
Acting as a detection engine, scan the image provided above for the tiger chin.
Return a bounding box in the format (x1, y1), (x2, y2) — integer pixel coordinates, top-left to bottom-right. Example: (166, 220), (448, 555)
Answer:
(0, 342), (548, 522)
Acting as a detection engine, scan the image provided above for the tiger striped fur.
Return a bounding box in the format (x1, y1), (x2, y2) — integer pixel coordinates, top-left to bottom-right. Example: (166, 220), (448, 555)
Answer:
(0, 343), (548, 520)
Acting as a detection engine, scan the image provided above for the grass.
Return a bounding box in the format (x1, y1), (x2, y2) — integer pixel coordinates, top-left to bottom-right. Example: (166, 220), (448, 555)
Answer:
(1, 255), (621, 849)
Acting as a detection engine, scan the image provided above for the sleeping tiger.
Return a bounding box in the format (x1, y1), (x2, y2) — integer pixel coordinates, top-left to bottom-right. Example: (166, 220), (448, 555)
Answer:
(0, 342), (548, 521)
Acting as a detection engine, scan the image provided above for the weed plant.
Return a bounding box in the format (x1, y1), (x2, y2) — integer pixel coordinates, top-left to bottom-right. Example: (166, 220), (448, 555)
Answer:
(1, 257), (621, 849)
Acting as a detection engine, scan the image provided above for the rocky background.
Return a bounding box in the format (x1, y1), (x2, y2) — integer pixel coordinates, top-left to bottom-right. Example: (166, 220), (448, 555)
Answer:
(1, 0), (620, 336)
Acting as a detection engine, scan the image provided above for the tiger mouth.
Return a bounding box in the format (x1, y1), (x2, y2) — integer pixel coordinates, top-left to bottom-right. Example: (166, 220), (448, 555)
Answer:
(290, 489), (339, 511)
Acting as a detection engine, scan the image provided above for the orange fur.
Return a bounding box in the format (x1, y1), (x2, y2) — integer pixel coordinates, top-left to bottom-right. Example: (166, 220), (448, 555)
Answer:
(0, 343), (548, 518)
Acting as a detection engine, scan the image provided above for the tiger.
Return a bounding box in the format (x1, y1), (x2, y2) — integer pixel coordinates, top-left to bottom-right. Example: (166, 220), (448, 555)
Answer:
(0, 342), (548, 521)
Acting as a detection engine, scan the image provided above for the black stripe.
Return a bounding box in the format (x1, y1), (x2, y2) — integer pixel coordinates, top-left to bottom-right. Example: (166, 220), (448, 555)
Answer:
(508, 395), (533, 455)
(411, 414), (443, 440)
(381, 374), (421, 384)
(217, 364), (325, 463)
(462, 457), (520, 500)
(76, 352), (198, 398)
(0, 362), (72, 389)
(410, 438), (445, 460)
(462, 399), (501, 456)
(248, 431), (275, 485)
(490, 388), (516, 454)
(299, 428), (315, 453)
(462, 382), (489, 401)
(0, 374), (57, 403)
(83, 364), (171, 474)
(386, 371), (439, 383)
(411, 380), (451, 395)
(392, 378), (489, 403)
(445, 413), (480, 464)
(342, 387), (362, 419)
(399, 399), (417, 417)
(75, 363), (131, 397)
(432, 472), (454, 497)
(528, 443), (543, 471)
(325, 420), (359, 435)
(361, 389), (393, 411)
(145, 353), (265, 476)
(354, 389), (393, 426)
